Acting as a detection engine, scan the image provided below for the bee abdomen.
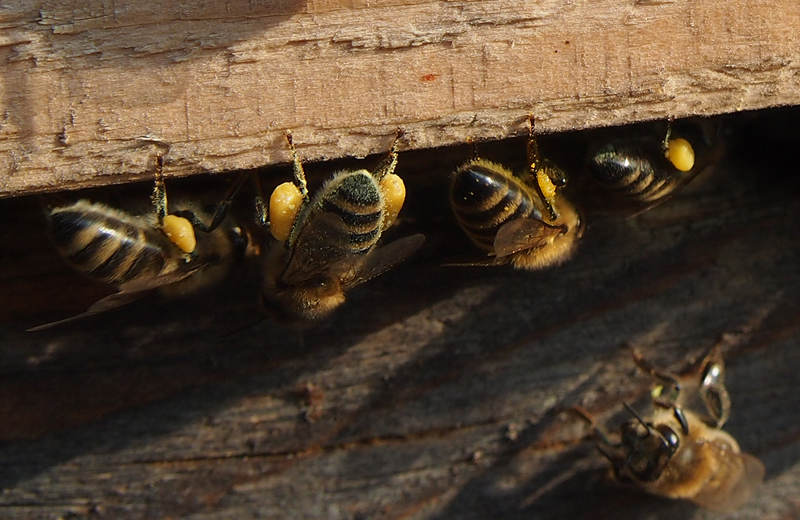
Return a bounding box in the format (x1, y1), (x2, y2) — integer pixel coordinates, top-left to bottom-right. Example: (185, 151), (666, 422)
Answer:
(49, 202), (170, 286)
(450, 163), (539, 251)
(590, 146), (677, 202)
(323, 171), (384, 254)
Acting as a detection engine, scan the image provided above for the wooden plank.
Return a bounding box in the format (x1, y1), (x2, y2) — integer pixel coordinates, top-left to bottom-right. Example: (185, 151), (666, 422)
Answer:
(1, 0), (800, 197)
(0, 108), (798, 518)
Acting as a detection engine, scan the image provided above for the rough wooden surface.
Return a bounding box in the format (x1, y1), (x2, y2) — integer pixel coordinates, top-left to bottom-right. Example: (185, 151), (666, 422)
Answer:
(0, 109), (799, 519)
(2, 0), (800, 197)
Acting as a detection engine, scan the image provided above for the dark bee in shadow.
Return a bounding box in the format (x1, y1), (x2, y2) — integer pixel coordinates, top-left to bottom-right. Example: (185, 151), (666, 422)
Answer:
(259, 131), (424, 322)
(449, 117), (583, 270)
(585, 120), (720, 214)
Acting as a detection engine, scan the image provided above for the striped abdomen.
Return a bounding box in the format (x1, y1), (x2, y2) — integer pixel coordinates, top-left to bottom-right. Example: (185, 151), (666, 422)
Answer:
(48, 200), (178, 286)
(450, 161), (540, 251)
(589, 144), (680, 203)
(293, 170), (384, 256)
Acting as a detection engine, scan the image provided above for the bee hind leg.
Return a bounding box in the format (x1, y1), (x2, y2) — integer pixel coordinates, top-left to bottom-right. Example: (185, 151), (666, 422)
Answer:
(525, 115), (561, 221)
(190, 174), (249, 233)
(285, 130), (308, 198)
(372, 128), (403, 181)
(568, 405), (626, 478)
(151, 155), (169, 225)
(569, 406), (618, 447)
(252, 173), (270, 228)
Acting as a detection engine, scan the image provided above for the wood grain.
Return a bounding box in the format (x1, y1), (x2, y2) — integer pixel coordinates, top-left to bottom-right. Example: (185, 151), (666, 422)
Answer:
(1, 0), (800, 196)
(0, 109), (798, 518)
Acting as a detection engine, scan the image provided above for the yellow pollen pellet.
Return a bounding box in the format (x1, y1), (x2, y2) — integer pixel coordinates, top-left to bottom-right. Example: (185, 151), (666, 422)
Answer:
(536, 170), (557, 204)
(380, 173), (406, 229)
(162, 214), (197, 253)
(666, 138), (695, 172)
(269, 182), (303, 242)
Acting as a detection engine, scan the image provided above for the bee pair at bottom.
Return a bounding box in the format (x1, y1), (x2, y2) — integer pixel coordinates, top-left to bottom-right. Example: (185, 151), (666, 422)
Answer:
(31, 131), (423, 330)
(573, 347), (764, 513)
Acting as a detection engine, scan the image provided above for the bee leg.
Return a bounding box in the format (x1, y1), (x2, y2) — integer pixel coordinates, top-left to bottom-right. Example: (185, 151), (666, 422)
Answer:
(149, 155), (199, 254)
(372, 128), (403, 181)
(191, 174), (248, 233)
(569, 405), (625, 473)
(286, 130), (309, 199)
(526, 114), (541, 169)
(570, 406), (618, 446)
(151, 155), (169, 226)
(526, 115), (560, 221)
(465, 135), (479, 161)
(252, 173), (270, 228)
(260, 131), (313, 242)
(662, 117), (674, 153)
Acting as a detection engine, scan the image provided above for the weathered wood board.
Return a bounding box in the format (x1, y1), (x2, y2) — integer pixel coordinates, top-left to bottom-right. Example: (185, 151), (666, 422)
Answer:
(0, 108), (798, 518)
(2, 0), (800, 197)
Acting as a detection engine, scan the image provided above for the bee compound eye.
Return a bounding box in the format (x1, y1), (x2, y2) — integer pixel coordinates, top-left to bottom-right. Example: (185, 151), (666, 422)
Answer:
(656, 425), (680, 452)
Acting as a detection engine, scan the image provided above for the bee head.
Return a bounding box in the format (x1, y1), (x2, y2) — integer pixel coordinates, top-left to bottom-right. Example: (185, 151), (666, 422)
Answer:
(619, 412), (680, 483)
(262, 285), (345, 323)
(261, 253), (346, 323)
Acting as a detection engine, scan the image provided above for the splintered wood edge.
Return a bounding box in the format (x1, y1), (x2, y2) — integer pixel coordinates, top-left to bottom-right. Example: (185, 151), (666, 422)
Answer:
(1, 0), (799, 197)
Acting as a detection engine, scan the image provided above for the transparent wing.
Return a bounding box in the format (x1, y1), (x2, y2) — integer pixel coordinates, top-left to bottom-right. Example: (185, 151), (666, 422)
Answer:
(27, 267), (203, 332)
(493, 217), (564, 258)
(341, 233), (425, 290)
(690, 443), (765, 513)
(441, 257), (507, 268)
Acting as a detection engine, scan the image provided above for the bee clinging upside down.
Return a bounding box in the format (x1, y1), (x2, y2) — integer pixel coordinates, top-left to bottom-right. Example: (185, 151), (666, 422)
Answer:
(29, 157), (248, 331)
(586, 120), (716, 214)
(449, 117), (583, 270)
(574, 348), (764, 512)
(260, 131), (424, 322)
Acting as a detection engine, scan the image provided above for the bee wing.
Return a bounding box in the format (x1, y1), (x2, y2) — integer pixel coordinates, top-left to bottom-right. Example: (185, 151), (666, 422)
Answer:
(689, 444), (765, 513)
(493, 217), (563, 258)
(441, 257), (507, 268)
(280, 212), (355, 285)
(341, 233), (425, 290)
(27, 267), (203, 332)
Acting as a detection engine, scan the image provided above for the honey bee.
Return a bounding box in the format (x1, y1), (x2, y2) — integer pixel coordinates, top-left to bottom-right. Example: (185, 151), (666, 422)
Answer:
(449, 117), (583, 270)
(29, 157), (248, 331)
(574, 348), (764, 512)
(260, 131), (424, 321)
(586, 120), (714, 213)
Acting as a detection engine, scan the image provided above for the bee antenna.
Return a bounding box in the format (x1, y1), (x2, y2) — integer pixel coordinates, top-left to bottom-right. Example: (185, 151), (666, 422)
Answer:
(673, 406), (690, 435)
(623, 402), (650, 430)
